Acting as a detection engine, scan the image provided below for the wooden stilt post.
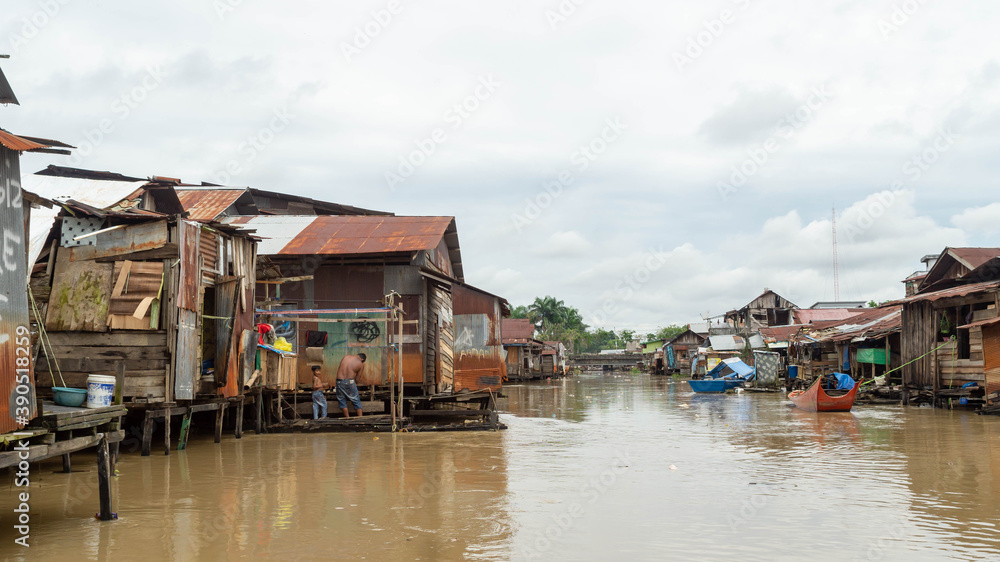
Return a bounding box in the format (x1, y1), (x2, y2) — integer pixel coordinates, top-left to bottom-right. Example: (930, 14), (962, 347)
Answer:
(164, 410), (172, 456)
(62, 453), (72, 473)
(141, 412), (154, 457)
(255, 387), (262, 434)
(235, 397), (244, 439)
(178, 411), (192, 451)
(214, 404), (225, 444)
(96, 434), (114, 521)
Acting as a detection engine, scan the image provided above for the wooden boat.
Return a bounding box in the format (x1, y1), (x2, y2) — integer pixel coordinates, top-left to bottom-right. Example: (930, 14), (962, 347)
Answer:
(788, 377), (859, 412)
(688, 377), (745, 393)
(688, 379), (726, 393)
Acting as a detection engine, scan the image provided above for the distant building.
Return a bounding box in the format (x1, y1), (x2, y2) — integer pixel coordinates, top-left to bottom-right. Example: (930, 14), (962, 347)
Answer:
(724, 289), (798, 334)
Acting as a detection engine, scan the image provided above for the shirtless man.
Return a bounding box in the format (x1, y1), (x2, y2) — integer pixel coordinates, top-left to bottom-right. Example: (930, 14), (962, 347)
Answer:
(335, 353), (365, 418)
(311, 365), (329, 419)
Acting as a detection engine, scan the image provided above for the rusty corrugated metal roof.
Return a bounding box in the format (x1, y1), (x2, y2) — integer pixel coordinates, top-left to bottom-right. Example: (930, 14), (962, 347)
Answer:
(0, 130), (73, 153)
(222, 215), (456, 256)
(792, 309), (866, 324)
(502, 318), (535, 342)
(176, 189), (248, 221)
(949, 248), (1000, 270)
(892, 280), (1000, 304)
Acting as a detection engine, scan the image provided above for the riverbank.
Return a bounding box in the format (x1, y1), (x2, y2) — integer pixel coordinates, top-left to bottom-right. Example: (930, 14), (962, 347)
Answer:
(4, 373), (1000, 560)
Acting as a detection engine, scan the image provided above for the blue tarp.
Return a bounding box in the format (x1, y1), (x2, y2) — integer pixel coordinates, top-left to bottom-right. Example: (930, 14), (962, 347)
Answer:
(833, 372), (855, 390)
(706, 358), (756, 380)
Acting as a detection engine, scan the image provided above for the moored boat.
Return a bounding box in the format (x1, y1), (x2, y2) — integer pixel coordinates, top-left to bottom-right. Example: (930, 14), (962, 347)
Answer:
(788, 375), (859, 412)
(688, 379), (728, 393)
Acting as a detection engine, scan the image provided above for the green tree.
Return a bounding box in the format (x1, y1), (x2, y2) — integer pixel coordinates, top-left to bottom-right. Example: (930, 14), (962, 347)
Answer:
(529, 296), (567, 333)
(620, 329), (636, 343)
(655, 324), (686, 342)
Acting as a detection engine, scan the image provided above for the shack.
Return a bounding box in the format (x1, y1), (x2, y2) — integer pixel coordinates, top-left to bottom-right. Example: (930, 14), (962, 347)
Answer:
(664, 328), (707, 375)
(787, 306), (902, 384)
(895, 248), (1000, 406)
(502, 318), (544, 381)
(541, 341), (567, 377)
(217, 214), (510, 398)
(724, 289), (798, 334)
(23, 173), (258, 408)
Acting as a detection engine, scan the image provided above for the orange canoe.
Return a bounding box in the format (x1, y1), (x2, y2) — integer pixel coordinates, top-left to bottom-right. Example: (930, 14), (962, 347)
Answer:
(788, 377), (859, 412)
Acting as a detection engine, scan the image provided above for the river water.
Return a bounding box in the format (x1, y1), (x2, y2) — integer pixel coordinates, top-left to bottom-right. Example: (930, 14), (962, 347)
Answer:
(4, 373), (1000, 561)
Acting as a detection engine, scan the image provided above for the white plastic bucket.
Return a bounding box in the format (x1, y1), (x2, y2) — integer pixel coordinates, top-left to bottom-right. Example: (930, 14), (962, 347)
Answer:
(87, 375), (117, 409)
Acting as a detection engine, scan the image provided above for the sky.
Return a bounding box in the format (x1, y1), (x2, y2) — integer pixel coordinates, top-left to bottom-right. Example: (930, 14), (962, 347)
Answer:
(3, 0), (1000, 335)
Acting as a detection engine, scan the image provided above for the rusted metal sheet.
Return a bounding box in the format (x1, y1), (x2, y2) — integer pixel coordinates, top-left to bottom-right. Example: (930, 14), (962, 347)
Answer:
(200, 229), (219, 285)
(452, 283), (505, 392)
(0, 147), (34, 432)
(0, 130), (48, 152)
(894, 281), (1000, 304)
(93, 220), (169, 259)
(502, 318), (535, 343)
(383, 265), (422, 295)
(175, 308), (199, 400)
(176, 189), (247, 222)
(215, 276), (240, 390)
(177, 221), (201, 312)
(220, 215), (455, 257)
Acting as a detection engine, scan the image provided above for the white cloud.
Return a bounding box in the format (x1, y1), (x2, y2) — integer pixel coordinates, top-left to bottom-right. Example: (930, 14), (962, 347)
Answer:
(533, 230), (591, 258)
(952, 202), (1000, 234)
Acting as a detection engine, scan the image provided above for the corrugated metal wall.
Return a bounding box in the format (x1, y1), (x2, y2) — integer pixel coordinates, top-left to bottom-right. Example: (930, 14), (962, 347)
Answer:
(452, 284), (504, 392)
(0, 147), (34, 432)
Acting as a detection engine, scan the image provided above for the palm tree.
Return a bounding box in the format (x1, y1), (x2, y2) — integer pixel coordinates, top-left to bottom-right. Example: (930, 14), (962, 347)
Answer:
(528, 296), (566, 334)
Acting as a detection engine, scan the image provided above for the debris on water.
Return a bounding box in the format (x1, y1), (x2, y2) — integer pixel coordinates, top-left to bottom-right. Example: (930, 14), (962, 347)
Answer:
(679, 404), (690, 409)
(669, 465), (678, 470)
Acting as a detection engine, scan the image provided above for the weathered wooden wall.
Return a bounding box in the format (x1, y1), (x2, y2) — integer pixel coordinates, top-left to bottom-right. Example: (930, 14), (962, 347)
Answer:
(901, 302), (936, 388)
(35, 332), (169, 402)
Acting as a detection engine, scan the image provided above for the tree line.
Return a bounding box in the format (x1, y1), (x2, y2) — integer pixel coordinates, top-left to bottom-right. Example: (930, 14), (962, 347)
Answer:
(510, 296), (687, 354)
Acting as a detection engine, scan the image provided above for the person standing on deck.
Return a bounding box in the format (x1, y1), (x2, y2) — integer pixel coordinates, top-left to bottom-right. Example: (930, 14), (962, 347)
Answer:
(311, 365), (329, 419)
(336, 353), (365, 418)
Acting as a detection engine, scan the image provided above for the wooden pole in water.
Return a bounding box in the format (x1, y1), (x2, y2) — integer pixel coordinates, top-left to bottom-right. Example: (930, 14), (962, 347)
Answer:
(390, 307), (397, 428)
(396, 304), (403, 418)
(96, 434), (114, 521)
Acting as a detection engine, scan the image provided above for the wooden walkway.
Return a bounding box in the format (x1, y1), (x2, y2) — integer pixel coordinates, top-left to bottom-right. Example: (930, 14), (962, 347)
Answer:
(0, 402), (125, 520)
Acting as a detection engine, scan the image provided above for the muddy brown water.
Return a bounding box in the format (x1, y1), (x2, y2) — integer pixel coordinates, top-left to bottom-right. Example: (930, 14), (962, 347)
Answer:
(4, 373), (1000, 561)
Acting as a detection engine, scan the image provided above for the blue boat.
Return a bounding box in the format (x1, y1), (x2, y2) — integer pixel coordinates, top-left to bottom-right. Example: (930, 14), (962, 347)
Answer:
(688, 358), (756, 393)
(688, 379), (727, 393)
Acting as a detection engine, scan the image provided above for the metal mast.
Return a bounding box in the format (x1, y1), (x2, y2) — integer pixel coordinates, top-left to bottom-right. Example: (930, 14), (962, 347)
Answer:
(832, 205), (840, 301)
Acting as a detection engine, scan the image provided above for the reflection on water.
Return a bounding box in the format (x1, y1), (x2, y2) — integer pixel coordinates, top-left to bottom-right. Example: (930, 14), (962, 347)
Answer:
(4, 373), (1000, 561)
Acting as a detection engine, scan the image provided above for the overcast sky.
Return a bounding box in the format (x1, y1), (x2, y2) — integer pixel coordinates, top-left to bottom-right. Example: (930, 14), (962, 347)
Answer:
(3, 0), (999, 334)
